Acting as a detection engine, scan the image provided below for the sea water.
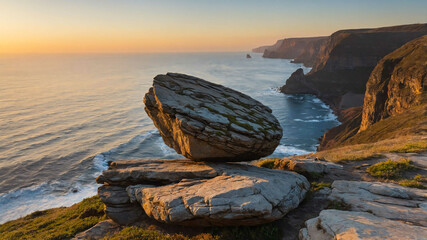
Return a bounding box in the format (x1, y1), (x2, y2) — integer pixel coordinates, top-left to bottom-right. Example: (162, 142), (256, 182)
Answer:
(0, 52), (339, 223)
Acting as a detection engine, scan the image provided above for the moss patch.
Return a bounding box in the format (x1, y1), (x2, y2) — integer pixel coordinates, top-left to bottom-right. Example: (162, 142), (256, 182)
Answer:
(0, 196), (105, 240)
(311, 182), (331, 191)
(367, 158), (415, 179)
(257, 158), (278, 169)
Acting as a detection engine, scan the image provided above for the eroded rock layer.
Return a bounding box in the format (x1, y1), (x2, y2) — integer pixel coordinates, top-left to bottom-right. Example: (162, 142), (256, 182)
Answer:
(96, 159), (310, 226)
(300, 209), (427, 240)
(144, 73), (282, 161)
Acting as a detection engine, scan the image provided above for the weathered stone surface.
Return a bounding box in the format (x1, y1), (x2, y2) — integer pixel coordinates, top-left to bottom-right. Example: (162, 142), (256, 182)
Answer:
(275, 157), (343, 175)
(97, 185), (144, 225)
(143, 73), (282, 161)
(329, 180), (427, 226)
(97, 159), (309, 226)
(72, 220), (121, 240)
(300, 209), (427, 240)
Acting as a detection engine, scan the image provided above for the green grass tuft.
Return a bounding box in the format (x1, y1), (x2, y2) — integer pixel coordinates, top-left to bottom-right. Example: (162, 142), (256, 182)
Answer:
(257, 158), (278, 169)
(367, 158), (415, 179)
(398, 179), (426, 189)
(311, 182), (331, 191)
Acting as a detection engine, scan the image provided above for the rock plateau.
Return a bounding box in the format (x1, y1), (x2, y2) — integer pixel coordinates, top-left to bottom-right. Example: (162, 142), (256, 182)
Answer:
(96, 159), (310, 227)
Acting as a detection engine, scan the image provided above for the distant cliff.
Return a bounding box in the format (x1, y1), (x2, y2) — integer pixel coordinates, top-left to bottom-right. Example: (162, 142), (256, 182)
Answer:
(259, 37), (327, 67)
(252, 39), (284, 53)
(318, 35), (427, 150)
(281, 24), (427, 110)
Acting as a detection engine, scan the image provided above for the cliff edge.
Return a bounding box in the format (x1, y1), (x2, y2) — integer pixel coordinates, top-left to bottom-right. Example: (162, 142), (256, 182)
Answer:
(281, 24), (427, 110)
(319, 35), (427, 150)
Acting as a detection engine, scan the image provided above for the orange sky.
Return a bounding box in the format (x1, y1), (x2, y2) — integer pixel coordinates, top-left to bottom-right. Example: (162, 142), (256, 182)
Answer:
(1, 0), (426, 54)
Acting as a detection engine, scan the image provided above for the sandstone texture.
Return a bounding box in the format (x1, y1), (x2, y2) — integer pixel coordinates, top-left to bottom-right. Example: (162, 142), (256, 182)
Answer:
(281, 24), (427, 110)
(329, 180), (427, 226)
(359, 35), (427, 132)
(96, 159), (310, 226)
(274, 157), (343, 175)
(299, 209), (427, 240)
(300, 180), (427, 239)
(144, 73), (282, 161)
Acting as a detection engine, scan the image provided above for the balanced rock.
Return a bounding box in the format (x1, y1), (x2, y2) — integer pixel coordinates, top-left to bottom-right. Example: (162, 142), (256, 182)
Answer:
(96, 159), (309, 226)
(300, 209), (427, 240)
(328, 180), (427, 226)
(144, 73), (283, 161)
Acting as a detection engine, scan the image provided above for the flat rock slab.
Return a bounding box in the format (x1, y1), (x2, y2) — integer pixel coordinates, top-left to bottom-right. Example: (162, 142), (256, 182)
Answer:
(97, 158), (309, 226)
(275, 157), (343, 175)
(300, 209), (427, 240)
(144, 73), (282, 161)
(329, 180), (427, 226)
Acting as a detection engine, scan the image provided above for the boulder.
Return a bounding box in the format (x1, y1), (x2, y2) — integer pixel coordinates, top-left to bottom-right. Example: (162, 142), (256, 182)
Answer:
(300, 209), (427, 240)
(328, 180), (427, 226)
(97, 158), (309, 226)
(143, 73), (282, 161)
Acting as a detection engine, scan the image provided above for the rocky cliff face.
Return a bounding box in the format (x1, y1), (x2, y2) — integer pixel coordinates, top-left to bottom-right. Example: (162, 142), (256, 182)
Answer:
(281, 24), (427, 110)
(318, 35), (427, 149)
(359, 35), (427, 132)
(261, 37), (327, 67)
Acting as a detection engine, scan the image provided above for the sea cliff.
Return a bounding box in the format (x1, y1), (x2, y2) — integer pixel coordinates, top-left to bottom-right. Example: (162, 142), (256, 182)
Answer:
(318, 35), (427, 150)
(279, 23), (427, 110)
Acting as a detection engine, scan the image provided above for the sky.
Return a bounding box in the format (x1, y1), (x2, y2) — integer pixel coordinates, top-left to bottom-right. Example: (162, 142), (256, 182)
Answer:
(0, 0), (426, 54)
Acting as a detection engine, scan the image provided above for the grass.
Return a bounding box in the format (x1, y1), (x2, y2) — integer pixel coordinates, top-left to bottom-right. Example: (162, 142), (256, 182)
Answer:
(392, 141), (427, 153)
(102, 227), (217, 240)
(398, 174), (426, 189)
(212, 224), (279, 240)
(313, 136), (427, 163)
(257, 158), (278, 169)
(101, 223), (279, 240)
(398, 179), (426, 189)
(0, 196), (105, 240)
(311, 182), (331, 191)
(366, 158), (415, 179)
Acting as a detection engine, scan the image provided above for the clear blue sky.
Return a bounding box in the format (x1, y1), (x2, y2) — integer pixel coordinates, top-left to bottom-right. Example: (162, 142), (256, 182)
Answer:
(1, 0), (426, 53)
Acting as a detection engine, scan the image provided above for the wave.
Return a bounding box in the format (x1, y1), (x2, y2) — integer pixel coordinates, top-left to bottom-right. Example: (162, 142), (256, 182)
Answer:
(273, 145), (313, 156)
(0, 129), (161, 224)
(294, 112), (338, 123)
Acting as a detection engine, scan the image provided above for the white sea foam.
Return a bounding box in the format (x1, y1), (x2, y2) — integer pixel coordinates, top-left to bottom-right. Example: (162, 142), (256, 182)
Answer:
(273, 145), (312, 156)
(0, 181), (98, 224)
(0, 130), (160, 224)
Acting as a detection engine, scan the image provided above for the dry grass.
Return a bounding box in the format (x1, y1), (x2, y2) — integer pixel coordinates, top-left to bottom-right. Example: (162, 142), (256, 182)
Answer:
(313, 136), (427, 163)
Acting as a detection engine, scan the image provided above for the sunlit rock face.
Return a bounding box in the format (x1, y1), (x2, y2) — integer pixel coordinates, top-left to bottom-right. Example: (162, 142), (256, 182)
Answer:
(96, 159), (310, 226)
(144, 73), (282, 161)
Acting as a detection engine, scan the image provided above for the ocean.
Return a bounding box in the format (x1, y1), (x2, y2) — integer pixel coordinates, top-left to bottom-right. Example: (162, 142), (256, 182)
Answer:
(0, 52), (339, 223)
